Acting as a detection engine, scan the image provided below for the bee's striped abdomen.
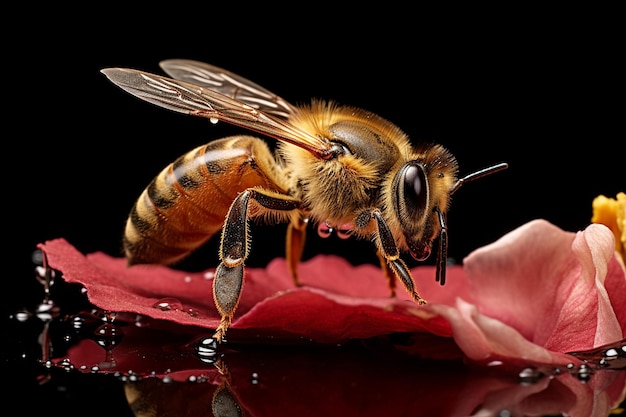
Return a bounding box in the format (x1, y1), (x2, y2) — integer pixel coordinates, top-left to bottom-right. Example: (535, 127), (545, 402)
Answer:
(123, 136), (284, 265)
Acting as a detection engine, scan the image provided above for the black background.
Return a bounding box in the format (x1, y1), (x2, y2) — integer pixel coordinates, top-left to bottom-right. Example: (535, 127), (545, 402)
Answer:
(4, 4), (624, 416)
(9, 6), (624, 310)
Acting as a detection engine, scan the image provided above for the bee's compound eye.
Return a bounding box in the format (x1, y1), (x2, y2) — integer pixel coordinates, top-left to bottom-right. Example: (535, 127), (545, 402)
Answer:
(403, 164), (428, 215)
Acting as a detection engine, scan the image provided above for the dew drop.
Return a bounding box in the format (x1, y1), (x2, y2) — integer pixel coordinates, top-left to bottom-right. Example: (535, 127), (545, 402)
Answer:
(13, 310), (32, 322)
(575, 364), (594, 382)
(152, 297), (184, 312)
(134, 314), (150, 328)
(196, 337), (218, 364)
(210, 117), (219, 124)
(72, 315), (85, 330)
(36, 301), (60, 321)
(518, 367), (544, 385)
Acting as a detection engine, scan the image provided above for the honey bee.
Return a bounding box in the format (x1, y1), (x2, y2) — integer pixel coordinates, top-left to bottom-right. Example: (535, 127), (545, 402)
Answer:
(101, 60), (508, 342)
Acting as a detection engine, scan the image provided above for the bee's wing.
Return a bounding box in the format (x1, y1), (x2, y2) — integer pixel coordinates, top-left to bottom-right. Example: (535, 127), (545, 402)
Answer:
(159, 59), (296, 119)
(100, 67), (332, 158)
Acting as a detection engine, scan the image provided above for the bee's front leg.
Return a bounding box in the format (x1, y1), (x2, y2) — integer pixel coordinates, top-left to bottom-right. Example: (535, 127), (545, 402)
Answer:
(213, 188), (301, 343)
(356, 208), (427, 305)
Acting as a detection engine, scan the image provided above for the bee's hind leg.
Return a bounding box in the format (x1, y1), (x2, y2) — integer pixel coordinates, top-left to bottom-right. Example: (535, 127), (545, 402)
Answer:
(212, 263), (244, 342)
(213, 188), (302, 342)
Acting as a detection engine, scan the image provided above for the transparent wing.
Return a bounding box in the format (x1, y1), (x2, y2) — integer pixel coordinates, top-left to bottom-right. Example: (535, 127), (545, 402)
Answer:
(101, 67), (332, 157)
(159, 59), (296, 119)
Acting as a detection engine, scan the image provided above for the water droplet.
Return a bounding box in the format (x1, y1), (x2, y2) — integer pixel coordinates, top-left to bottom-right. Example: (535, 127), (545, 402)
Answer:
(518, 367), (544, 385)
(251, 372), (259, 384)
(567, 338), (626, 370)
(93, 322), (124, 349)
(317, 222), (333, 238)
(104, 311), (119, 322)
(36, 301), (60, 321)
(196, 337), (218, 364)
(574, 364), (594, 383)
(72, 315), (85, 330)
(13, 309), (32, 322)
(152, 297), (184, 312)
(134, 314), (151, 327)
(210, 117), (219, 124)
(31, 249), (44, 265)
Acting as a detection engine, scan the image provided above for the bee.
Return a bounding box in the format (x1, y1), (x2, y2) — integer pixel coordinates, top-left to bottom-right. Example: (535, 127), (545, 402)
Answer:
(101, 60), (508, 342)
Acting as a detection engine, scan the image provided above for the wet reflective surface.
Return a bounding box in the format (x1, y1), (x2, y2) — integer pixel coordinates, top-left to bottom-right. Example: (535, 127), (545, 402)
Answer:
(4, 255), (626, 417)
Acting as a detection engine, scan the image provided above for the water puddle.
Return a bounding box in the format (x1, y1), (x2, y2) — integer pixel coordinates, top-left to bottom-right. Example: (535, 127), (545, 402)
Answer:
(7, 251), (626, 416)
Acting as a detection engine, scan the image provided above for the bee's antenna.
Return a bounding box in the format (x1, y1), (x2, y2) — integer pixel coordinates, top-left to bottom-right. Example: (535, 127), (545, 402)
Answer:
(434, 206), (447, 286)
(438, 162), (507, 285)
(450, 162), (508, 195)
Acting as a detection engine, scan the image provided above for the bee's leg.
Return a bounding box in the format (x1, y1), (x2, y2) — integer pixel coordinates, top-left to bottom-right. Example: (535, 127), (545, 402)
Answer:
(286, 216), (308, 286)
(356, 209), (427, 305)
(213, 188), (301, 342)
(213, 263), (243, 342)
(376, 250), (396, 298)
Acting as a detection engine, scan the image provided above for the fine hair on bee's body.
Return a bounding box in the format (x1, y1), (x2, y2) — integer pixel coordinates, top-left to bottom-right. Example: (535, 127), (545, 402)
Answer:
(102, 60), (508, 342)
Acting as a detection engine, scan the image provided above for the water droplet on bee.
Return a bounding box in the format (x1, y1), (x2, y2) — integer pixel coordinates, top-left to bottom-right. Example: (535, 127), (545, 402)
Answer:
(210, 117), (219, 124)
(318, 222), (333, 238)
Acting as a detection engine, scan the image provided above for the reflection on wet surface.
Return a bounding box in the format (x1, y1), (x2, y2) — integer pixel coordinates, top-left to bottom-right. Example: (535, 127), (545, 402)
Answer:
(5, 253), (626, 417)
